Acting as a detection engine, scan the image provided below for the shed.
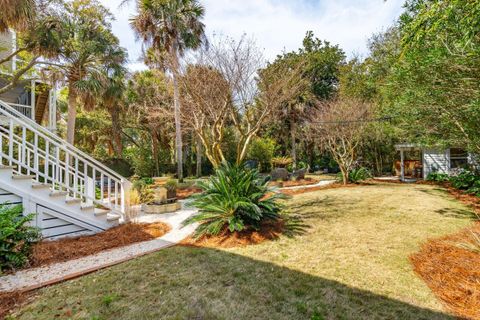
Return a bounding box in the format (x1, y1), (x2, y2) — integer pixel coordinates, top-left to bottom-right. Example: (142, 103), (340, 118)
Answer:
(395, 144), (469, 181)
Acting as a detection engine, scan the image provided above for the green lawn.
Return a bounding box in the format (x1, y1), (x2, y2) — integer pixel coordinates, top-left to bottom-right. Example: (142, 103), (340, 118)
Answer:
(12, 183), (474, 319)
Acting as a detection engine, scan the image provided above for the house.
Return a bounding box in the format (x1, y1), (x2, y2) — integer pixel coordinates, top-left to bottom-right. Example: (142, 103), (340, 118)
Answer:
(0, 30), (57, 131)
(0, 30), (130, 239)
(395, 144), (471, 181)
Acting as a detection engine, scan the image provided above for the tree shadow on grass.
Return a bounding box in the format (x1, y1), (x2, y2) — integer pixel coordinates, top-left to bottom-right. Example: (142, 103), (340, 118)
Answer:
(15, 246), (456, 320)
(281, 196), (342, 237)
(434, 207), (478, 219)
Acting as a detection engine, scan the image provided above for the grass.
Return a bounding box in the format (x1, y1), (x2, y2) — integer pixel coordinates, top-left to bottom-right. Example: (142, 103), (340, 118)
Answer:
(11, 183), (474, 319)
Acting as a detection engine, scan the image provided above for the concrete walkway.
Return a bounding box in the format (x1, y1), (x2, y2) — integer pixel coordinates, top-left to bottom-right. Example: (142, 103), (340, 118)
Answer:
(278, 179), (336, 191)
(0, 203), (198, 293)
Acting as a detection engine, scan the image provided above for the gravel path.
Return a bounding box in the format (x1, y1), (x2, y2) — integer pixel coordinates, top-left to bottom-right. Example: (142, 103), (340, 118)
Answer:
(0, 203), (198, 293)
(278, 179), (336, 191)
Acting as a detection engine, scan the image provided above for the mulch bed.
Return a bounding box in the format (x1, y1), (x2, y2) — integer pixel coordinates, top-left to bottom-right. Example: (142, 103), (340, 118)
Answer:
(410, 223), (480, 319)
(29, 222), (170, 268)
(177, 187), (203, 200)
(436, 184), (480, 216)
(402, 179), (480, 319)
(180, 220), (285, 248)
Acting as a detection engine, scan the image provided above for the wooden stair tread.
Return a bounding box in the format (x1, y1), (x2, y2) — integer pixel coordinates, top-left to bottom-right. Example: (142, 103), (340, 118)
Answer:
(12, 174), (35, 180)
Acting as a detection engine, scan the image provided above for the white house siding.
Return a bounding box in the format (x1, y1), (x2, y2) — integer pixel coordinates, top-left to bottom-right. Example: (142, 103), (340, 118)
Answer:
(0, 188), (22, 206)
(37, 206), (94, 240)
(423, 149), (450, 178)
(0, 31), (13, 71)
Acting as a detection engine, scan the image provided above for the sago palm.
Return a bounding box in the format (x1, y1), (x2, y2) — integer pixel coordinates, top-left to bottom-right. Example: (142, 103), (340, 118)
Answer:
(131, 0), (206, 182)
(184, 163), (284, 238)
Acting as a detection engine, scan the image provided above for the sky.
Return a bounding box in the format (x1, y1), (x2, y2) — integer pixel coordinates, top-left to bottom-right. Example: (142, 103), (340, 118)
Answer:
(100, 0), (405, 71)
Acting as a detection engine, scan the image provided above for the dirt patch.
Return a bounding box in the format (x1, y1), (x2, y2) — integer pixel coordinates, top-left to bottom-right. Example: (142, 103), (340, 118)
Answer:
(410, 222), (480, 320)
(177, 187), (203, 200)
(180, 220), (285, 248)
(0, 291), (34, 319)
(269, 178), (319, 188)
(29, 222), (170, 268)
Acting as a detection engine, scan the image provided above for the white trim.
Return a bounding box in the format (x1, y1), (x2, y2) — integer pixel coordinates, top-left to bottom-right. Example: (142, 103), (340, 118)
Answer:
(0, 99), (131, 219)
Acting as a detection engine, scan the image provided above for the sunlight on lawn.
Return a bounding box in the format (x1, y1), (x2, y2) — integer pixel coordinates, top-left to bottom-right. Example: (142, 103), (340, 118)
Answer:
(15, 183), (473, 320)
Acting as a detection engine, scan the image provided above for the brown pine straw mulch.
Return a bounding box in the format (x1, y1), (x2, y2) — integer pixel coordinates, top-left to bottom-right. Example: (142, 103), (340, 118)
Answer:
(180, 220), (285, 248)
(29, 222), (170, 268)
(405, 180), (480, 319)
(410, 223), (480, 320)
(176, 187), (203, 200)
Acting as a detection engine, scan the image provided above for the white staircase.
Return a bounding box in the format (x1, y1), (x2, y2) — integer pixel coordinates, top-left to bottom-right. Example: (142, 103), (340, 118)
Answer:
(0, 99), (131, 239)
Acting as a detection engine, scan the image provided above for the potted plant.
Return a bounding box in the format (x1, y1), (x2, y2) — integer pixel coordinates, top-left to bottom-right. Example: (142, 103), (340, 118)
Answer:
(165, 179), (178, 200)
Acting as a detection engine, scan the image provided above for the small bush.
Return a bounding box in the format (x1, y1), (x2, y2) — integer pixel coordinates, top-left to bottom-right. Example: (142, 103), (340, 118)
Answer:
(131, 178), (155, 204)
(337, 167), (372, 184)
(426, 172), (449, 182)
(248, 137), (277, 172)
(141, 177), (154, 185)
(184, 163), (284, 238)
(449, 170), (479, 190)
(271, 156), (293, 168)
(0, 205), (40, 272)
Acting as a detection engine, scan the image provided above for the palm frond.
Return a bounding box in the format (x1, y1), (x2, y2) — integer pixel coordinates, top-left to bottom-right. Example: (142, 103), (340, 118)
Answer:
(184, 163), (283, 238)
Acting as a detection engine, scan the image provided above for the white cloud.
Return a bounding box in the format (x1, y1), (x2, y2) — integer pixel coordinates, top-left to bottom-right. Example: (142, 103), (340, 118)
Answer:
(100, 0), (404, 71)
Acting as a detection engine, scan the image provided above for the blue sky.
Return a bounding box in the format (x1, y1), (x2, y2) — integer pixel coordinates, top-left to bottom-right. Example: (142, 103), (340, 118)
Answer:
(100, 0), (405, 70)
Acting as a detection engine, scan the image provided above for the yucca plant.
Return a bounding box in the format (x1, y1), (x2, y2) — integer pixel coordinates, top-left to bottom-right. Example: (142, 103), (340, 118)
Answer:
(184, 163), (284, 238)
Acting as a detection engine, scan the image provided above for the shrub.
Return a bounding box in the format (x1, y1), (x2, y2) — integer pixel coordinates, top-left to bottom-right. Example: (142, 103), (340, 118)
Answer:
(184, 163), (284, 238)
(449, 170), (479, 190)
(0, 205), (40, 272)
(141, 177), (154, 185)
(131, 178), (155, 204)
(271, 156), (293, 168)
(247, 137), (277, 172)
(337, 167), (372, 184)
(426, 172), (449, 182)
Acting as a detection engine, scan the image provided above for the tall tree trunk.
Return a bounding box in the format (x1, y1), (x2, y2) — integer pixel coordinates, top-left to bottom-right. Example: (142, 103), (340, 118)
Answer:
(170, 47), (183, 182)
(291, 120), (297, 170)
(151, 129), (160, 177)
(109, 106), (123, 158)
(66, 83), (77, 145)
(340, 165), (349, 185)
(196, 134), (202, 177)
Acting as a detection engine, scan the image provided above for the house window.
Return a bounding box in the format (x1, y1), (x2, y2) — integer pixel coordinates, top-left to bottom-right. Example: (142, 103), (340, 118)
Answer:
(450, 148), (469, 169)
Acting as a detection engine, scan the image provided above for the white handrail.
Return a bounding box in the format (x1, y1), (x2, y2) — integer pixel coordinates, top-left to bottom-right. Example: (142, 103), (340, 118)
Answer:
(0, 98), (131, 218)
(0, 99), (124, 180)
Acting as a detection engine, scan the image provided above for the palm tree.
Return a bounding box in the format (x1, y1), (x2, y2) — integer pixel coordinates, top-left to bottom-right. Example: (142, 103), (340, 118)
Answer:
(53, 0), (123, 145)
(131, 0), (206, 181)
(0, 0), (35, 32)
(99, 48), (128, 157)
